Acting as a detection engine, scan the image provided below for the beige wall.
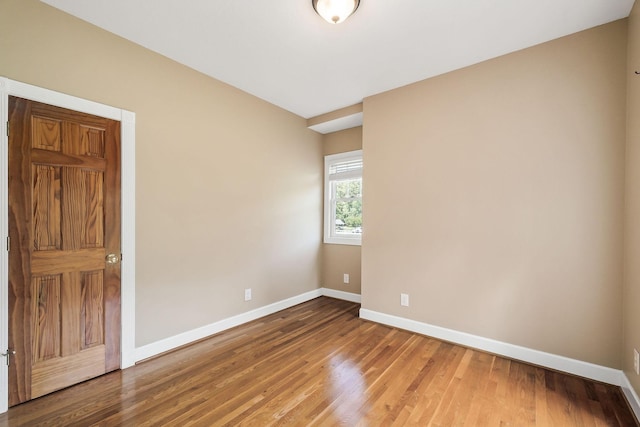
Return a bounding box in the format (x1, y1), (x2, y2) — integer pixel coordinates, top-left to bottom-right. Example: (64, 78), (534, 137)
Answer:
(323, 126), (362, 155)
(1, 0), (637, 389)
(0, 0), (323, 347)
(624, 1), (640, 391)
(362, 21), (627, 368)
(322, 127), (362, 293)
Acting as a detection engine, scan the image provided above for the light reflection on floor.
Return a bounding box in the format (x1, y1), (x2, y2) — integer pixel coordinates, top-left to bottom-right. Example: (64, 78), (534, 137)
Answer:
(326, 353), (370, 425)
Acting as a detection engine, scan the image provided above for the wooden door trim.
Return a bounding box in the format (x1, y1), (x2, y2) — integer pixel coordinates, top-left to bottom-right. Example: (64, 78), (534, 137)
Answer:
(0, 77), (136, 413)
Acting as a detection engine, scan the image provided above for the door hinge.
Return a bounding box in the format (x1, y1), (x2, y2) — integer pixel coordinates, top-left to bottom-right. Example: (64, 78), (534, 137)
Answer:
(6, 236), (9, 252)
(6, 121), (8, 137)
(1, 350), (15, 366)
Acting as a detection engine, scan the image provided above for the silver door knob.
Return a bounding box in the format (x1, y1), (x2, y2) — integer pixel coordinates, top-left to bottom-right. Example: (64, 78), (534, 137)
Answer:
(106, 253), (120, 265)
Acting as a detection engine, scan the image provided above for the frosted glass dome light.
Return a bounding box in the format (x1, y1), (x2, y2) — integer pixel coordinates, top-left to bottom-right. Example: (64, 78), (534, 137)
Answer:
(312, 0), (360, 24)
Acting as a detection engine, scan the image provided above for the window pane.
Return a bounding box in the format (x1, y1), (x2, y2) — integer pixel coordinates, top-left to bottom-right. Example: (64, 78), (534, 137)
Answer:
(349, 179), (362, 197)
(335, 181), (349, 198)
(335, 199), (362, 234)
(334, 178), (361, 198)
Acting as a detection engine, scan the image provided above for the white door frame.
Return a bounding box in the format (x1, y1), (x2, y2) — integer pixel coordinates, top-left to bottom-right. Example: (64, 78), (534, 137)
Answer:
(0, 77), (136, 413)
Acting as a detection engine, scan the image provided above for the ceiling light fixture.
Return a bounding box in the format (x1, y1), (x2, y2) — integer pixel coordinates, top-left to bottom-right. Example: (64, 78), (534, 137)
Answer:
(312, 0), (360, 24)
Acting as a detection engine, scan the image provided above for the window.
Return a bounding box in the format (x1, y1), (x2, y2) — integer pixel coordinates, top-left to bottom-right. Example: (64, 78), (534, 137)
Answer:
(324, 150), (362, 245)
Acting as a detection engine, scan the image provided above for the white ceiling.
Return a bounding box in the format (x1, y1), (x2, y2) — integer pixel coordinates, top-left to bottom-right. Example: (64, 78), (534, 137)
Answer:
(41, 0), (634, 120)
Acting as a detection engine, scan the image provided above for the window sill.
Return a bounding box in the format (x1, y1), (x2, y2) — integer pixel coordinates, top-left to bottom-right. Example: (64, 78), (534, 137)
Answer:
(324, 237), (361, 246)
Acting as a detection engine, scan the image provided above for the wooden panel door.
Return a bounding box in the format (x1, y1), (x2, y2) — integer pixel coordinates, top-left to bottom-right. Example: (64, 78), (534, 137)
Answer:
(7, 96), (121, 406)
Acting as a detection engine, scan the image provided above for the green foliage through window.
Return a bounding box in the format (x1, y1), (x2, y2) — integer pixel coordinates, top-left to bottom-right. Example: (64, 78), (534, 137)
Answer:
(333, 178), (362, 232)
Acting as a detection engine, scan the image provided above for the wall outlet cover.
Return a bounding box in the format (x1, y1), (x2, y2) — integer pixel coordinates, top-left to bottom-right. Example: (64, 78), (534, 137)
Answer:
(343, 273), (350, 284)
(400, 293), (409, 307)
(244, 288), (252, 301)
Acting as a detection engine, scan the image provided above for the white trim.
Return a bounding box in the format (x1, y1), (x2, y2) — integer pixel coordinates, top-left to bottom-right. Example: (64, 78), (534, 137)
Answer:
(308, 112), (363, 135)
(621, 373), (640, 422)
(321, 288), (361, 303)
(2, 80), (121, 121)
(120, 110), (136, 369)
(359, 308), (622, 386)
(134, 287), (362, 363)
(134, 289), (323, 362)
(0, 77), (136, 412)
(0, 78), (9, 414)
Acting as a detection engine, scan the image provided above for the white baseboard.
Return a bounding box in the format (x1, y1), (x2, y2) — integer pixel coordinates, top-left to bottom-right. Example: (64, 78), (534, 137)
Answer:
(621, 373), (640, 422)
(134, 289), (322, 362)
(133, 291), (640, 419)
(134, 287), (362, 363)
(359, 308), (622, 386)
(321, 288), (362, 303)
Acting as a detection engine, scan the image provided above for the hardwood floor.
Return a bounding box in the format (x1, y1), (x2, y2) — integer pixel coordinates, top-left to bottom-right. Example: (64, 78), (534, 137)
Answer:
(0, 297), (636, 426)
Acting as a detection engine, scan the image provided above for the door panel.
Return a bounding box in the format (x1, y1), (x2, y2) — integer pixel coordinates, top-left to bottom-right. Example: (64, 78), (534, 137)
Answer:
(8, 96), (121, 406)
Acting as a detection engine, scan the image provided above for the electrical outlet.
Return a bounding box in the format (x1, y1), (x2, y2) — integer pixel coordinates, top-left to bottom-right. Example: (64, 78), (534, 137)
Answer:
(400, 293), (409, 307)
(244, 288), (252, 302)
(634, 349), (639, 375)
(343, 274), (350, 284)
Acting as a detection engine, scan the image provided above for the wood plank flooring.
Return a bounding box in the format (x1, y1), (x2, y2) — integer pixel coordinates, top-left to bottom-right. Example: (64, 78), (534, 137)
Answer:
(0, 297), (636, 426)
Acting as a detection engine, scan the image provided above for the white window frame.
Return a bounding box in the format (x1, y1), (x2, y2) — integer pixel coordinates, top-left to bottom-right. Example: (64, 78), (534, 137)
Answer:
(324, 150), (362, 245)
